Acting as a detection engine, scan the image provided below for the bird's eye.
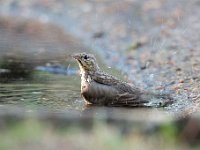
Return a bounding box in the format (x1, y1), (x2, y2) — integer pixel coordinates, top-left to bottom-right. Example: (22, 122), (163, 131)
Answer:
(83, 55), (88, 60)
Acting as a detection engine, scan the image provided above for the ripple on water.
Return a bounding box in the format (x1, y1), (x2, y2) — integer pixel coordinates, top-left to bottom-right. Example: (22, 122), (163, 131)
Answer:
(0, 73), (84, 111)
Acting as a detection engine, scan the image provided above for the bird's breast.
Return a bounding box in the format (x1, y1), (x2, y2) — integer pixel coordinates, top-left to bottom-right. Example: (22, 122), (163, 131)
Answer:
(81, 80), (94, 104)
(80, 79), (119, 105)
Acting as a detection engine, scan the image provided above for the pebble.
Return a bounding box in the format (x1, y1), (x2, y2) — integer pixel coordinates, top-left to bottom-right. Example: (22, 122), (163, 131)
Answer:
(179, 79), (184, 83)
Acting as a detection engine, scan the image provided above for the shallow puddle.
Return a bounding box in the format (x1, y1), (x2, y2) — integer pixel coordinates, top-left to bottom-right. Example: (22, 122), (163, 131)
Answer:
(0, 72), (85, 111)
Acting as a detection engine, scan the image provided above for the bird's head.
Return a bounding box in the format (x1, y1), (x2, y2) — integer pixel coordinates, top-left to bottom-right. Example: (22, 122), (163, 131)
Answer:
(72, 53), (99, 73)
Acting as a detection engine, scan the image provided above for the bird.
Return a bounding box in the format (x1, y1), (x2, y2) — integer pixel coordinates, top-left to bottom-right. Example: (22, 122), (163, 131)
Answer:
(72, 53), (172, 107)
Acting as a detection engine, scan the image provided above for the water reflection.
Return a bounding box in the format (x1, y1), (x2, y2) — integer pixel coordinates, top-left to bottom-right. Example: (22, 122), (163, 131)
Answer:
(0, 71), (84, 110)
(0, 55), (34, 82)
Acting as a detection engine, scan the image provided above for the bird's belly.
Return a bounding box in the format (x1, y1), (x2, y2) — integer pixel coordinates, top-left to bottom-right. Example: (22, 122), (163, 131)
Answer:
(81, 81), (118, 105)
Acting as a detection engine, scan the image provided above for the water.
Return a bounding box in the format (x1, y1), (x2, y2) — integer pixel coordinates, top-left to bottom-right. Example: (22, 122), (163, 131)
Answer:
(0, 72), (84, 111)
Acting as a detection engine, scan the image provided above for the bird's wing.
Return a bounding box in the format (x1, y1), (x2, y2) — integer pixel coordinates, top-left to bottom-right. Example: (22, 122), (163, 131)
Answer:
(92, 71), (140, 93)
(110, 83), (149, 106)
(92, 71), (125, 85)
(91, 72), (149, 106)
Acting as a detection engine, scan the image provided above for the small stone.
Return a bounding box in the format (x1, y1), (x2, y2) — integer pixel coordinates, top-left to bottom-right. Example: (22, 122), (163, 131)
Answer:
(155, 86), (164, 90)
(176, 89), (181, 94)
(140, 65), (146, 70)
(173, 84), (182, 90)
(179, 79), (184, 83)
(92, 31), (105, 38)
(126, 42), (142, 52)
(176, 68), (182, 72)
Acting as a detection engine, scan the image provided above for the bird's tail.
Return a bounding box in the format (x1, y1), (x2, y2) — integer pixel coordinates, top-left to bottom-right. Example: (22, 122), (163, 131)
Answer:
(140, 91), (173, 107)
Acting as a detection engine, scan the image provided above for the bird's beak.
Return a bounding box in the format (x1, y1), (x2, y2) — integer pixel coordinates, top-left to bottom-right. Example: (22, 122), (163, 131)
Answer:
(72, 54), (80, 60)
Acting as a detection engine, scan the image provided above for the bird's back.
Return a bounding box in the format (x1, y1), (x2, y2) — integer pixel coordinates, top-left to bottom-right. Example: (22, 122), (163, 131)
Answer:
(81, 71), (149, 106)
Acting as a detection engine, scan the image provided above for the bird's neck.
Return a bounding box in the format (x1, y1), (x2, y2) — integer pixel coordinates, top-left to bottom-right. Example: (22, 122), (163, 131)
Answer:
(80, 70), (94, 83)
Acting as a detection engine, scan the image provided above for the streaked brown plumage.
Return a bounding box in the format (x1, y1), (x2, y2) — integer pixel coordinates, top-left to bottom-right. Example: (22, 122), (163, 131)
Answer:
(73, 53), (172, 107)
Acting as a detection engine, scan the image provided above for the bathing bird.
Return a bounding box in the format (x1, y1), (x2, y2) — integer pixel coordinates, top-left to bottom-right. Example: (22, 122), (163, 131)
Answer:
(73, 53), (172, 107)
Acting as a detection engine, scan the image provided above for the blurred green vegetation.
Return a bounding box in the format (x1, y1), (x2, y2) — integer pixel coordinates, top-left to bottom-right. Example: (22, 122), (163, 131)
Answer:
(0, 118), (197, 150)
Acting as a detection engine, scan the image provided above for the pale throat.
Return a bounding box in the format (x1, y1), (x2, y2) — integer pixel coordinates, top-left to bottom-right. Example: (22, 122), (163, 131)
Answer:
(79, 66), (92, 84)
